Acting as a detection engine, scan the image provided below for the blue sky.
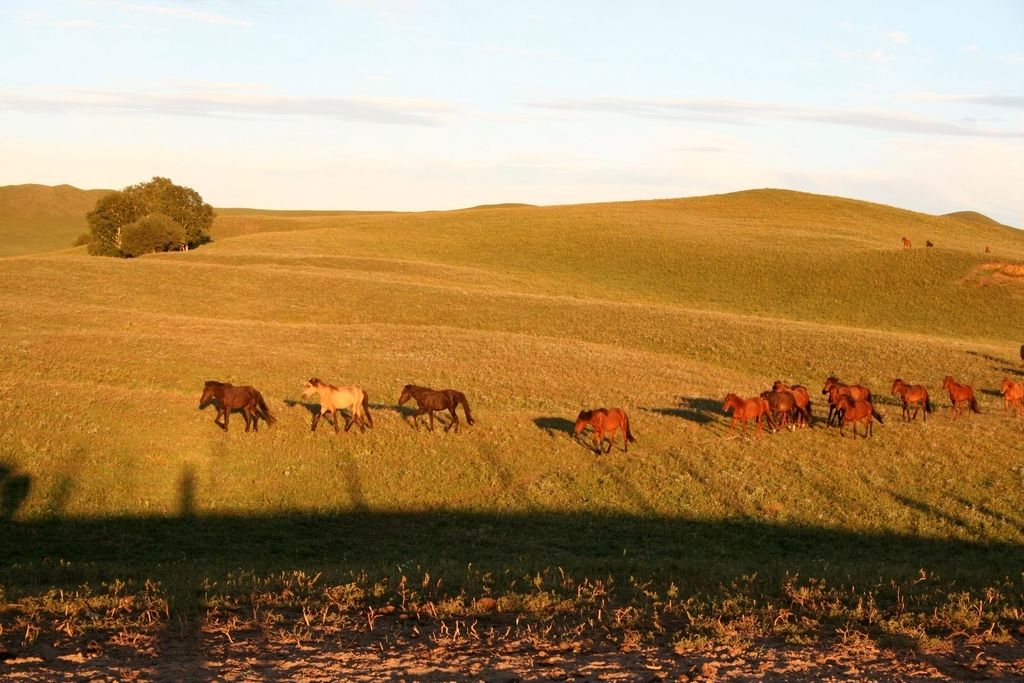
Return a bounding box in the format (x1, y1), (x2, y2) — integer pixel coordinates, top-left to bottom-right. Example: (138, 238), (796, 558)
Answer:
(1, 1), (1022, 224)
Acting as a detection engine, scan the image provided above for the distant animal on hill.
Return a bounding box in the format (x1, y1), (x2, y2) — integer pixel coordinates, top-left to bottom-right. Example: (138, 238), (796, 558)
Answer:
(833, 394), (883, 438)
(722, 394), (769, 437)
(574, 407), (635, 453)
(941, 375), (980, 418)
(1019, 343), (1023, 367)
(1000, 378), (1024, 417)
(986, 246), (991, 253)
(821, 376), (872, 426)
(902, 236), (912, 248)
(925, 240), (934, 247)
(398, 384), (474, 432)
(199, 380), (275, 432)
(302, 378), (373, 432)
(760, 389), (809, 432)
(771, 380), (812, 427)
(890, 378), (932, 421)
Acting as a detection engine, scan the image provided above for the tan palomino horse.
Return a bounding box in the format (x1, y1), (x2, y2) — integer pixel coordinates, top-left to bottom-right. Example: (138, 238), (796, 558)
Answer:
(302, 378), (374, 432)
(1001, 378), (1024, 417)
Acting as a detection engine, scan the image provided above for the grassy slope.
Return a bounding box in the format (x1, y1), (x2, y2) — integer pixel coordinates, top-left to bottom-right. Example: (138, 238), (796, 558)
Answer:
(0, 184), (110, 256)
(1, 188), (1023, 648)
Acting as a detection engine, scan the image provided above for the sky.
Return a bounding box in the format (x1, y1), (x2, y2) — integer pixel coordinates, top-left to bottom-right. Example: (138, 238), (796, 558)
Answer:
(1, 1), (1022, 225)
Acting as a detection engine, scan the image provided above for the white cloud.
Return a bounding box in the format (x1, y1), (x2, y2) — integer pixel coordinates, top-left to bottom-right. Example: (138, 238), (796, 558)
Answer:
(527, 97), (1024, 139)
(884, 30), (908, 45)
(0, 85), (459, 126)
(77, 1), (251, 27)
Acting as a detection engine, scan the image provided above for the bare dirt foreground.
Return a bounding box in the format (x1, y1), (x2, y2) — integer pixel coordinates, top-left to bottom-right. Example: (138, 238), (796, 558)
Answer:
(3, 632), (1022, 682)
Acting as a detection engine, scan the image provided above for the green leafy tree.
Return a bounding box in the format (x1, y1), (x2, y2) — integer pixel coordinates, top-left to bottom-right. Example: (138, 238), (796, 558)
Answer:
(121, 213), (187, 257)
(85, 177), (214, 257)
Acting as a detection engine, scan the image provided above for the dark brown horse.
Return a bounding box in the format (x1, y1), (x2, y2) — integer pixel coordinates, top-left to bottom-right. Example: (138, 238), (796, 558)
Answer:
(199, 380), (275, 432)
(1020, 343), (1024, 368)
(771, 380), (813, 427)
(890, 378), (932, 421)
(942, 375), (980, 418)
(574, 407), (635, 453)
(822, 376), (872, 426)
(722, 394), (769, 437)
(834, 394), (883, 438)
(760, 390), (810, 431)
(398, 384), (475, 432)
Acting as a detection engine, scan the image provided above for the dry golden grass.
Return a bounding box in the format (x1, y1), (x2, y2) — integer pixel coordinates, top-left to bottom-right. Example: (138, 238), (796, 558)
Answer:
(1, 187), (1023, 656)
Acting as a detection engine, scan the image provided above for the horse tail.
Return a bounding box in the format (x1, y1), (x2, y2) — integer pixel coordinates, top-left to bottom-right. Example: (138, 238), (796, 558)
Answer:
(256, 391), (276, 425)
(362, 390), (374, 428)
(925, 396), (933, 413)
(624, 412), (636, 443)
(459, 394), (475, 425)
(969, 395), (980, 413)
(872, 407), (884, 424)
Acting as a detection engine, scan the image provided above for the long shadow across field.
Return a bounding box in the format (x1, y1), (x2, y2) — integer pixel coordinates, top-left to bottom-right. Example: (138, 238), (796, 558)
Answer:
(3, 497), (1022, 600)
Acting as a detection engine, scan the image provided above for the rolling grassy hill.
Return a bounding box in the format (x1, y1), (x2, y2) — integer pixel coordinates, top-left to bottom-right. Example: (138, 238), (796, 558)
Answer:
(0, 183), (110, 256)
(1, 187), (1023, 653)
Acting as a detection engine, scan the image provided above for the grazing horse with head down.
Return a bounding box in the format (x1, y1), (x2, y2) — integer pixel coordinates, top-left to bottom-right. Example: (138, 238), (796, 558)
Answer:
(822, 376), (872, 426)
(199, 380), (275, 432)
(574, 407), (635, 453)
(890, 378), (932, 421)
(834, 394), (883, 438)
(722, 393), (770, 437)
(302, 378), (373, 432)
(941, 375), (980, 418)
(398, 384), (474, 432)
(1000, 378), (1024, 417)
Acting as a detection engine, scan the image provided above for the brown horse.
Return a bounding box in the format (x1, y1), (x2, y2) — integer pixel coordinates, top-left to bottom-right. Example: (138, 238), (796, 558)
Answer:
(902, 236), (912, 248)
(941, 375), (980, 418)
(834, 394), (883, 438)
(925, 240), (934, 247)
(822, 376), (872, 426)
(1020, 343), (1024, 368)
(771, 380), (813, 427)
(574, 407), (635, 453)
(398, 384), (475, 432)
(760, 390), (809, 432)
(302, 378), (373, 432)
(722, 393), (770, 437)
(890, 378), (932, 421)
(1000, 378), (1024, 417)
(199, 380), (275, 432)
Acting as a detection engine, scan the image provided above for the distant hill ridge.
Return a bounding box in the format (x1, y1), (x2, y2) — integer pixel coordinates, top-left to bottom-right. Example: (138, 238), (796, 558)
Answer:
(0, 184), (111, 257)
(943, 210), (1005, 227)
(0, 183), (1018, 257)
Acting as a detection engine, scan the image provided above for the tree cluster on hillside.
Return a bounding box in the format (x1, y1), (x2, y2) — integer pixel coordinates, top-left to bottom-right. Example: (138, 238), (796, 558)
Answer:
(83, 177), (214, 257)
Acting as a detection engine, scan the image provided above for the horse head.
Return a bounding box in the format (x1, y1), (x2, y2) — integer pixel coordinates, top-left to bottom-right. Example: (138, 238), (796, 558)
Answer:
(397, 385), (414, 405)
(301, 378), (321, 398)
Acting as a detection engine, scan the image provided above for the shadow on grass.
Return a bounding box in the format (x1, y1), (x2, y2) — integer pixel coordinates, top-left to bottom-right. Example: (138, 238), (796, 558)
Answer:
(533, 416), (575, 435)
(641, 396), (722, 427)
(1, 463), (1022, 667)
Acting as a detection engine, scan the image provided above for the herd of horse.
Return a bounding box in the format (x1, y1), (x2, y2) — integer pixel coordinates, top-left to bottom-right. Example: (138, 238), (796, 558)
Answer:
(199, 357), (1024, 448)
(724, 374), (1024, 439)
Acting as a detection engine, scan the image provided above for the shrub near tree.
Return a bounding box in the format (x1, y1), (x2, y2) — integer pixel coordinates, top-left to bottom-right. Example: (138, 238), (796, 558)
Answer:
(120, 213), (187, 257)
(85, 177), (214, 257)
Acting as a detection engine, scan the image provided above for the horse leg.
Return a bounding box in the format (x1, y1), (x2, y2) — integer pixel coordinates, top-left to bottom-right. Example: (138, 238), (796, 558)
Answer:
(343, 410), (354, 432)
(444, 406), (459, 433)
(248, 406), (258, 432)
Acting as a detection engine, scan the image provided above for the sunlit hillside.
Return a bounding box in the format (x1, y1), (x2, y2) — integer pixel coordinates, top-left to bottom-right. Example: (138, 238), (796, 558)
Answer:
(1, 187), (1022, 651)
(0, 183), (110, 256)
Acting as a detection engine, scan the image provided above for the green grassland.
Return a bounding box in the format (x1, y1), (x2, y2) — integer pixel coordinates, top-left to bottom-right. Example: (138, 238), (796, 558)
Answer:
(1, 188), (1023, 652)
